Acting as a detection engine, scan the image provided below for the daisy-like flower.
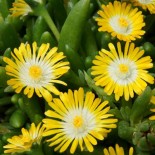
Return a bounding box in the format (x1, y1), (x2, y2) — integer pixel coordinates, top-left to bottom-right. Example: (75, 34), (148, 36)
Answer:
(3, 135), (32, 154)
(91, 42), (154, 101)
(42, 87), (118, 154)
(10, 0), (33, 18)
(3, 123), (46, 154)
(96, 1), (145, 41)
(21, 122), (46, 145)
(149, 108), (155, 120)
(152, 97), (155, 104)
(131, 0), (155, 14)
(10, 0), (43, 18)
(103, 144), (134, 155)
(149, 96), (155, 120)
(3, 42), (70, 102)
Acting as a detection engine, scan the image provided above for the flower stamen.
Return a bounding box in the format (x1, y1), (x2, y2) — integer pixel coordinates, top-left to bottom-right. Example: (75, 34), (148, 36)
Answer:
(73, 116), (83, 128)
(29, 65), (42, 80)
(119, 64), (129, 73)
(118, 18), (129, 27)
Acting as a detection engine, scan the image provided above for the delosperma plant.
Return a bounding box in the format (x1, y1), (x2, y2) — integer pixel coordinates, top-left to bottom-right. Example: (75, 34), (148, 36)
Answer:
(1, 0), (155, 155)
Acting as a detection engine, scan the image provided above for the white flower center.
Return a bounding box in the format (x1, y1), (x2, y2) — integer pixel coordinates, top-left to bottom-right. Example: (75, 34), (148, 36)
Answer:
(62, 108), (96, 139)
(108, 58), (137, 85)
(109, 15), (132, 35)
(138, 0), (153, 4)
(19, 58), (54, 88)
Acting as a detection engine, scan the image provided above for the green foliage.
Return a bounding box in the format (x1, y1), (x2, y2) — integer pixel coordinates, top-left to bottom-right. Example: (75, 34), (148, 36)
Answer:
(1, 0), (155, 155)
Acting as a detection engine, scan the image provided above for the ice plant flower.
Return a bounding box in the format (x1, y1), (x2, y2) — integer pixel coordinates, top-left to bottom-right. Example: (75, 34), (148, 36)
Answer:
(149, 108), (155, 120)
(21, 122), (46, 145)
(131, 0), (155, 14)
(103, 144), (134, 155)
(3, 123), (46, 154)
(96, 1), (145, 41)
(150, 93), (155, 104)
(10, 0), (43, 18)
(9, 0), (60, 41)
(149, 95), (155, 120)
(91, 42), (154, 101)
(42, 87), (118, 154)
(10, 0), (33, 18)
(3, 42), (70, 102)
(3, 135), (32, 154)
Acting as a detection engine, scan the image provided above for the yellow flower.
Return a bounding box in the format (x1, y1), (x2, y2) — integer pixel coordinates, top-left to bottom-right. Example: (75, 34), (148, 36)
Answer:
(21, 122), (46, 145)
(150, 94), (155, 104)
(3, 123), (45, 154)
(91, 42), (154, 101)
(149, 107), (155, 120)
(3, 42), (70, 102)
(43, 87), (118, 154)
(103, 144), (134, 155)
(3, 135), (32, 154)
(10, 0), (43, 18)
(149, 95), (155, 120)
(131, 0), (155, 14)
(96, 1), (145, 41)
(10, 0), (33, 17)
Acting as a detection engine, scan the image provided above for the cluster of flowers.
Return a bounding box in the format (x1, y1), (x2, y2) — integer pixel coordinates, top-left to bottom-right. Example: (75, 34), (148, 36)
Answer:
(2, 0), (155, 155)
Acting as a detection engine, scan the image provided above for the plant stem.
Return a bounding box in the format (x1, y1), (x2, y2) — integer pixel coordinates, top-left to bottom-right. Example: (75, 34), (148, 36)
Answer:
(35, 5), (60, 41)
